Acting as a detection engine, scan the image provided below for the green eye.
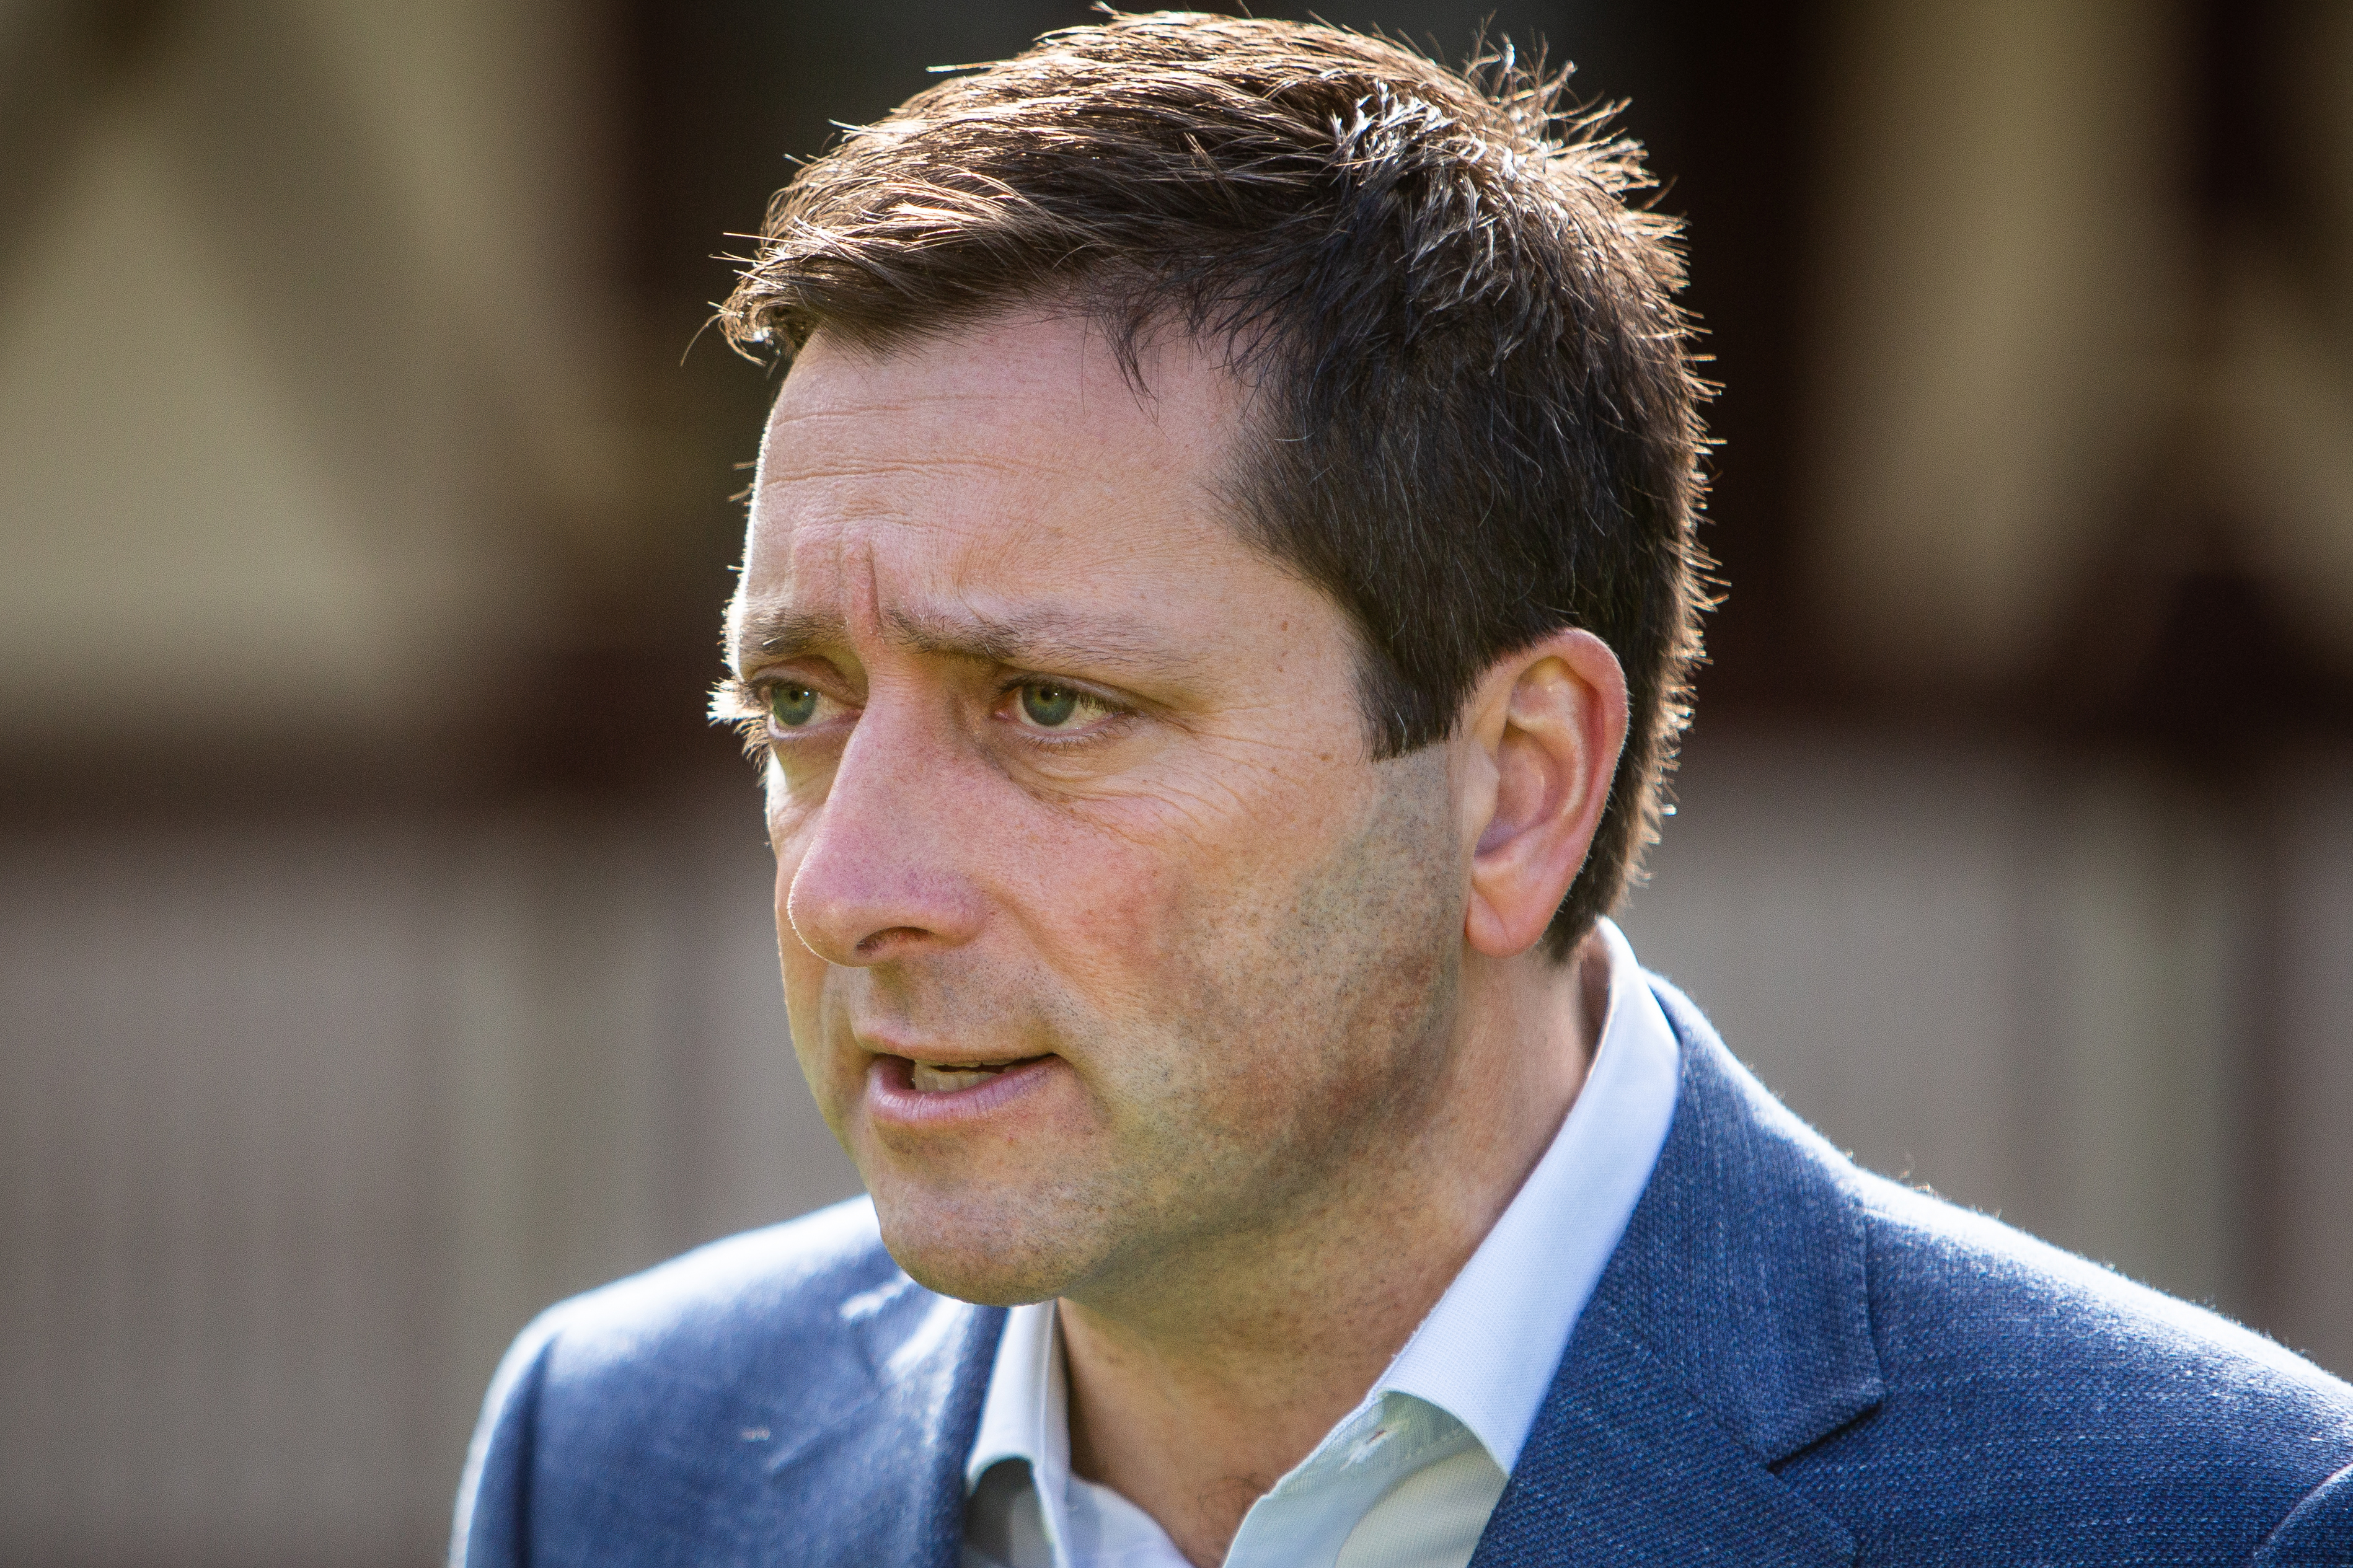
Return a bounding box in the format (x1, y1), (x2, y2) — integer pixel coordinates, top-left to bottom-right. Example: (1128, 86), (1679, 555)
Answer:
(767, 682), (819, 728)
(1019, 684), (1081, 728)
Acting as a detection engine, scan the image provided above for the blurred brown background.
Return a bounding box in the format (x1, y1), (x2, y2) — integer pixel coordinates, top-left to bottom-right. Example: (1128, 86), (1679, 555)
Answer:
(3, 1), (2350, 1563)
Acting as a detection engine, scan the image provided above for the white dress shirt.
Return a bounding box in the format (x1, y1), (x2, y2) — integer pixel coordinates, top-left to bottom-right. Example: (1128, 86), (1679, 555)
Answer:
(960, 917), (1682, 1568)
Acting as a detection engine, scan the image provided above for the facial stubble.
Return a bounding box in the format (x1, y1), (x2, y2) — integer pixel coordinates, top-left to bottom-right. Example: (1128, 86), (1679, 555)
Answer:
(864, 746), (1470, 1317)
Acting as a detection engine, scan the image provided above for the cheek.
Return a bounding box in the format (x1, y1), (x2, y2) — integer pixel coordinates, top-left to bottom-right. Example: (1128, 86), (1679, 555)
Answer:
(1002, 774), (1295, 971)
(762, 757), (808, 848)
(772, 903), (862, 1141)
(772, 857), (834, 1025)
(763, 797), (839, 1073)
(1172, 756), (1459, 1083)
(764, 771), (823, 954)
(1016, 767), (1387, 1067)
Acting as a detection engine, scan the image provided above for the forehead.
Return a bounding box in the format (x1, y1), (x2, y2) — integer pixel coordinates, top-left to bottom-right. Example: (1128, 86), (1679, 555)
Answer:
(733, 315), (1263, 658)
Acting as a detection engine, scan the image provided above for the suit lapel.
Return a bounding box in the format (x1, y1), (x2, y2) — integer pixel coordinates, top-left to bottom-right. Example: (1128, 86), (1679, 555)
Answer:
(1472, 1315), (1859, 1566)
(1470, 980), (1884, 1566)
(768, 1272), (1006, 1568)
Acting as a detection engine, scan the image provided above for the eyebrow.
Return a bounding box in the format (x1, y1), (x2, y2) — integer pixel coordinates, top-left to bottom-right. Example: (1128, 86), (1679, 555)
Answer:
(730, 599), (1204, 686)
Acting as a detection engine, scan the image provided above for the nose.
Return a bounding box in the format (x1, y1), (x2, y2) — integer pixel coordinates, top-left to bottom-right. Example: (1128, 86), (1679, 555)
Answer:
(782, 698), (987, 966)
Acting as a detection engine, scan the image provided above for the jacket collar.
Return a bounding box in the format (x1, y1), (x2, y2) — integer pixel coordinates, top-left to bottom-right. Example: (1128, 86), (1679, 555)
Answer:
(775, 975), (1883, 1567)
(1469, 977), (1885, 1565)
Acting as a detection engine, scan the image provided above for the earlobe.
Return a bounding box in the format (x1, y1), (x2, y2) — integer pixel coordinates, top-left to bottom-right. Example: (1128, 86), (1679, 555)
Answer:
(1462, 630), (1629, 958)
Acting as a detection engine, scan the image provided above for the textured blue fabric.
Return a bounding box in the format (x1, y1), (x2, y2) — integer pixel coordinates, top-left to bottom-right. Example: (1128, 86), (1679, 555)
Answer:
(451, 980), (2353, 1566)
(449, 1200), (1004, 1567)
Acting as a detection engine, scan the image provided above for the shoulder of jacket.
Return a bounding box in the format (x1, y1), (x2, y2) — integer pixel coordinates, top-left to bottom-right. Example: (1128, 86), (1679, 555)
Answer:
(454, 1203), (994, 1564)
(520, 1196), (909, 1409)
(1860, 1174), (2343, 1400)
(1842, 1173), (2353, 1487)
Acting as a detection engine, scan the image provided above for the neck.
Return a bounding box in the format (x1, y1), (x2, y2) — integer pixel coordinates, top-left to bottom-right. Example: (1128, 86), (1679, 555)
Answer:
(1057, 930), (1609, 1567)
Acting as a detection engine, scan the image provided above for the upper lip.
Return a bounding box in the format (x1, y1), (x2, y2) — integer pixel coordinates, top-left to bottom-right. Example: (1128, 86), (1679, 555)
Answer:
(904, 1055), (1042, 1068)
(857, 1033), (1046, 1068)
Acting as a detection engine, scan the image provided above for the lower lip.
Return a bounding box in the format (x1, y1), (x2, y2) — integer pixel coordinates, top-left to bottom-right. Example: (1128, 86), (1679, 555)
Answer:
(865, 1054), (1059, 1130)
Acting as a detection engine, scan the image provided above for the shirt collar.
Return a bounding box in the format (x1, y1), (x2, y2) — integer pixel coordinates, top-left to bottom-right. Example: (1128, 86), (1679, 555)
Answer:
(1374, 915), (1682, 1471)
(962, 916), (1683, 1491)
(966, 1289), (1067, 1495)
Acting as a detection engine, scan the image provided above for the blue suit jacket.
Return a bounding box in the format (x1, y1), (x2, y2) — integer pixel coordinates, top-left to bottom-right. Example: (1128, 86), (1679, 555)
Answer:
(453, 981), (2353, 1565)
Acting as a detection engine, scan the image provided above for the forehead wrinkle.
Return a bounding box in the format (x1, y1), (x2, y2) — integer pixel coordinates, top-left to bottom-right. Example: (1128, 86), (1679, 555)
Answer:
(755, 452), (1047, 493)
(731, 594), (1205, 687)
(882, 599), (1204, 682)
(731, 536), (887, 672)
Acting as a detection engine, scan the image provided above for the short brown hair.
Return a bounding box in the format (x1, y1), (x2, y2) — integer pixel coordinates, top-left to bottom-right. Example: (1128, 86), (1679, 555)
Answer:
(722, 11), (1710, 956)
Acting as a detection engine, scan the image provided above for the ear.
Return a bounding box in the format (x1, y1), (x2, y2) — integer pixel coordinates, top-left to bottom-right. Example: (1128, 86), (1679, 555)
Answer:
(1455, 629), (1630, 958)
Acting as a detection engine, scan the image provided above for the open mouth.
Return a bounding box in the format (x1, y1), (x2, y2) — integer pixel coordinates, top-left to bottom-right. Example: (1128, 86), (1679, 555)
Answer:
(904, 1057), (1048, 1094)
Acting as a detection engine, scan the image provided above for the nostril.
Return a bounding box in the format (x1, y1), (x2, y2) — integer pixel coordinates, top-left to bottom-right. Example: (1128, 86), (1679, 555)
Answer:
(854, 926), (926, 957)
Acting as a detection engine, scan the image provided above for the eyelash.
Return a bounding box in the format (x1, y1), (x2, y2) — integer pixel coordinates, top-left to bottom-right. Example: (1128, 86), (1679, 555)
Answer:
(712, 676), (794, 760)
(990, 677), (1129, 740)
(717, 674), (1131, 759)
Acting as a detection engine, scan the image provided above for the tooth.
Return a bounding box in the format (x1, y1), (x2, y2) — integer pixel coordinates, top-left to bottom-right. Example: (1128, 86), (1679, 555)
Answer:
(911, 1063), (1003, 1093)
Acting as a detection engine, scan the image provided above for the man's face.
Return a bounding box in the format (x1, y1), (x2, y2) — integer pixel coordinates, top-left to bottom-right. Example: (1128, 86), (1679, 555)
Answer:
(730, 314), (1473, 1306)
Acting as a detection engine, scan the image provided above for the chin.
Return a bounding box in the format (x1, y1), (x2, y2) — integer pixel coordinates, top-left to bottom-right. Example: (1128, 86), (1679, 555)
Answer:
(867, 1179), (1092, 1308)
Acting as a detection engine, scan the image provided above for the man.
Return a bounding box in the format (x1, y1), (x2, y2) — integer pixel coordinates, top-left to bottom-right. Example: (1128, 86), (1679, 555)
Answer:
(452, 14), (2353, 1566)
